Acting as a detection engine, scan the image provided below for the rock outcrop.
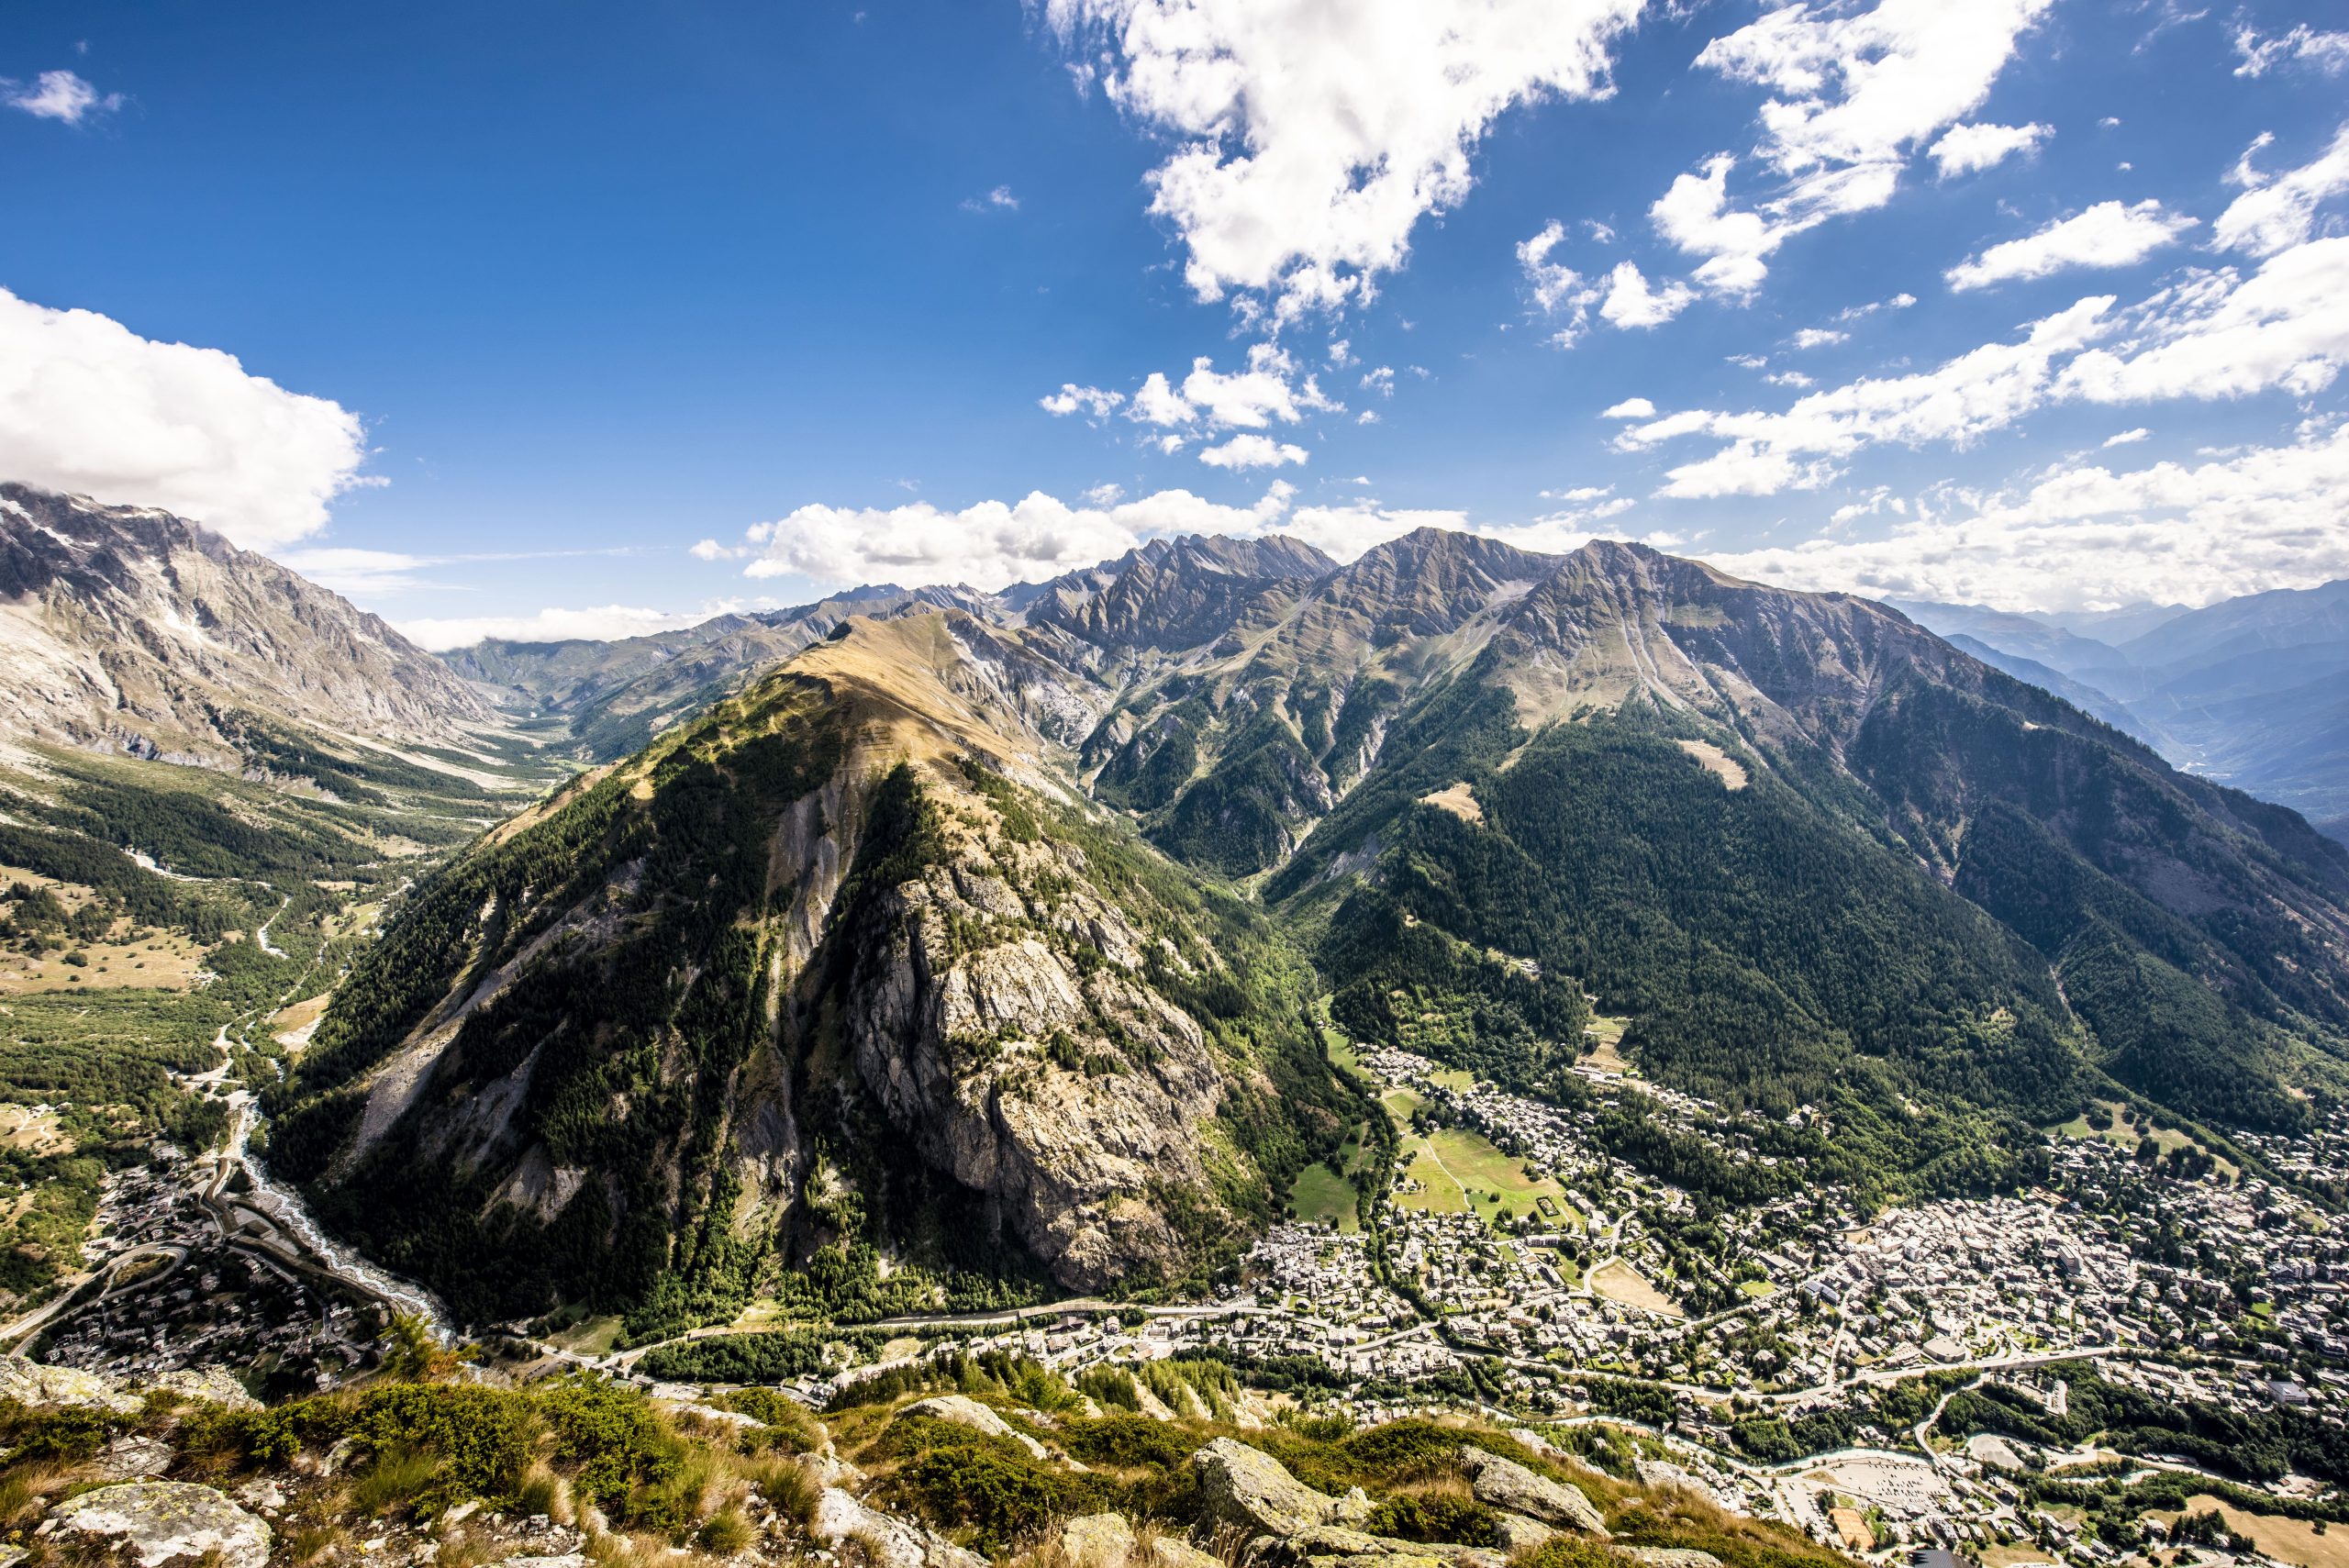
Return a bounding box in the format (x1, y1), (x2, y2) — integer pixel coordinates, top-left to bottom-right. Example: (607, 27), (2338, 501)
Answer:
(1193, 1438), (1371, 1537)
(904, 1395), (1051, 1460)
(811, 1485), (986, 1568)
(1457, 1445), (1608, 1536)
(42, 1481), (271, 1568)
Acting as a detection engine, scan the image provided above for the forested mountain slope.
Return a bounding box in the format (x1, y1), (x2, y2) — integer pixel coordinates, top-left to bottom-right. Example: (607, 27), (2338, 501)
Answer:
(269, 613), (1363, 1332)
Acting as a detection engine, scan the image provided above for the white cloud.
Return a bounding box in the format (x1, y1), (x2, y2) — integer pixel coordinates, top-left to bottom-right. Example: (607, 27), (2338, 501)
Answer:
(1660, 0), (2053, 293)
(275, 548), (440, 597)
(1710, 422), (2349, 611)
(1791, 328), (1847, 349)
(1327, 339), (1353, 367)
(1598, 261), (1698, 328)
(1657, 441), (1838, 499)
(3, 70), (120, 124)
(1083, 483), (1125, 506)
(1517, 220), (1602, 342)
(1129, 373), (1194, 426)
(1946, 200), (2199, 291)
(0, 287), (373, 548)
(1281, 501), (1473, 560)
(1599, 396), (1655, 419)
(1041, 383), (1124, 417)
(1198, 433), (1308, 470)
(2055, 237), (2349, 403)
(1616, 236), (2349, 495)
(1361, 366), (1396, 395)
(1094, 346), (1341, 432)
(1045, 0), (1643, 321)
(2232, 22), (2349, 78)
(1929, 121), (2051, 178)
(1181, 344), (1337, 426)
(396, 604), (721, 651)
(1697, 0), (2053, 174)
(2102, 427), (2149, 447)
(962, 184), (1021, 212)
(2213, 124), (2349, 259)
(1765, 370), (1814, 387)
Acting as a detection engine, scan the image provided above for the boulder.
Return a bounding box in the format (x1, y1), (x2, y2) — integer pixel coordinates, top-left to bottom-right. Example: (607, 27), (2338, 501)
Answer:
(1248, 1525), (1506, 1568)
(1613, 1551), (1720, 1568)
(1063, 1512), (1140, 1567)
(905, 1394), (1051, 1460)
(1194, 1438), (1353, 1537)
(1062, 1513), (1225, 1568)
(147, 1366), (260, 1410)
(490, 1558), (591, 1568)
(1492, 1513), (1554, 1553)
(1457, 1447), (1607, 1537)
(43, 1482), (272, 1568)
(812, 1486), (985, 1568)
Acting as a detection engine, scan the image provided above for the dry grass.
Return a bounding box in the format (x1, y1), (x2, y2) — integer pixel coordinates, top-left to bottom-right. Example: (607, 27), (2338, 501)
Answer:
(1675, 740), (1748, 791)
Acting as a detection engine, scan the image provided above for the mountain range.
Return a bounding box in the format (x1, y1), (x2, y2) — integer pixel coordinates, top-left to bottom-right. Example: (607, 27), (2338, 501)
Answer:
(1895, 584), (2349, 844)
(6, 481), (2349, 1334)
(272, 513), (2349, 1330)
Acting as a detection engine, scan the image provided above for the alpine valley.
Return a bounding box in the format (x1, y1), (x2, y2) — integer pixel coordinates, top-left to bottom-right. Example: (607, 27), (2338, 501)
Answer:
(12, 486), (2349, 1568)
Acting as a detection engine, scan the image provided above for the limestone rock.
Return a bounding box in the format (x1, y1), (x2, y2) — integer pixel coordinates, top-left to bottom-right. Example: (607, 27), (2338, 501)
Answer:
(0, 1354), (139, 1414)
(45, 1481), (271, 1568)
(1194, 1438), (1353, 1537)
(905, 1394), (1050, 1460)
(1612, 1551), (1721, 1568)
(93, 1435), (174, 1481)
(148, 1366), (261, 1410)
(1492, 1513), (1554, 1553)
(1063, 1512), (1140, 1567)
(812, 1486), (985, 1568)
(1457, 1446), (1608, 1536)
(1249, 1525), (1505, 1568)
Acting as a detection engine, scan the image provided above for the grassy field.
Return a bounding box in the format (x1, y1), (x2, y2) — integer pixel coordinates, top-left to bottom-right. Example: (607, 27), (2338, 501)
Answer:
(1393, 1125), (1575, 1230)
(1583, 1014), (1636, 1074)
(1589, 1257), (1683, 1317)
(2158, 1496), (2349, 1568)
(2049, 1099), (2237, 1178)
(1290, 1162), (1361, 1231)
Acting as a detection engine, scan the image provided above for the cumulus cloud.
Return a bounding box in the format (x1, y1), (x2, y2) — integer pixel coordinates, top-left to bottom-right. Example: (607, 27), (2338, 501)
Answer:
(1045, 0), (1642, 321)
(720, 485), (1297, 588)
(3, 70), (120, 124)
(1517, 220), (1600, 343)
(2102, 427), (2150, 447)
(1659, 0), (2053, 294)
(1709, 422), (2349, 611)
(1929, 121), (2051, 178)
(1599, 396), (1656, 418)
(2232, 22), (2349, 78)
(2214, 124), (2349, 258)
(1598, 262), (1698, 328)
(0, 287), (373, 548)
(1790, 328), (1847, 349)
(1198, 433), (1308, 469)
(1945, 200), (2199, 292)
(396, 604), (725, 651)
(1040, 383), (1124, 417)
(1615, 235), (2349, 495)
(962, 184), (1021, 212)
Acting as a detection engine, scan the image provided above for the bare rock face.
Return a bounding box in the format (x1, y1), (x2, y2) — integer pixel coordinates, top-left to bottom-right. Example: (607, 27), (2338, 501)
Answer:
(1243, 1525), (1505, 1568)
(842, 830), (1231, 1290)
(43, 1481), (271, 1568)
(0, 1354), (141, 1413)
(1456, 1447), (1608, 1537)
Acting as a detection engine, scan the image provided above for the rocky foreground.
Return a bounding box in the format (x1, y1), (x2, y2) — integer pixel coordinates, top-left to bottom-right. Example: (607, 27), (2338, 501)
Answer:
(0, 1349), (1841, 1568)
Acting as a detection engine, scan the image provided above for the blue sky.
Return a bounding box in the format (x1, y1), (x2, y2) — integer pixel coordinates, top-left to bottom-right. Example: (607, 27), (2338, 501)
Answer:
(4, 0), (2348, 644)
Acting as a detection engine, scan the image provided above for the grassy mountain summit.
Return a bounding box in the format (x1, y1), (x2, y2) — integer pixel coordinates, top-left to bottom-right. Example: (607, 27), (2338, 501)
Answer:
(270, 613), (1361, 1332)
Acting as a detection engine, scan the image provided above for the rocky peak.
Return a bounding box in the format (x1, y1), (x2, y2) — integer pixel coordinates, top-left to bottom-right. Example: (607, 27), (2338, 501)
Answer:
(0, 481), (491, 762)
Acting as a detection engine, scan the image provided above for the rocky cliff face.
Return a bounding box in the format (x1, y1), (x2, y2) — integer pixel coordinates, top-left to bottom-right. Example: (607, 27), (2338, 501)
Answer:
(0, 483), (491, 762)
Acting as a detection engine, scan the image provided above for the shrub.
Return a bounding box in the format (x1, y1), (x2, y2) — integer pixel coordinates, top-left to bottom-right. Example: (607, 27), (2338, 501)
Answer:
(1366, 1492), (1500, 1547)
